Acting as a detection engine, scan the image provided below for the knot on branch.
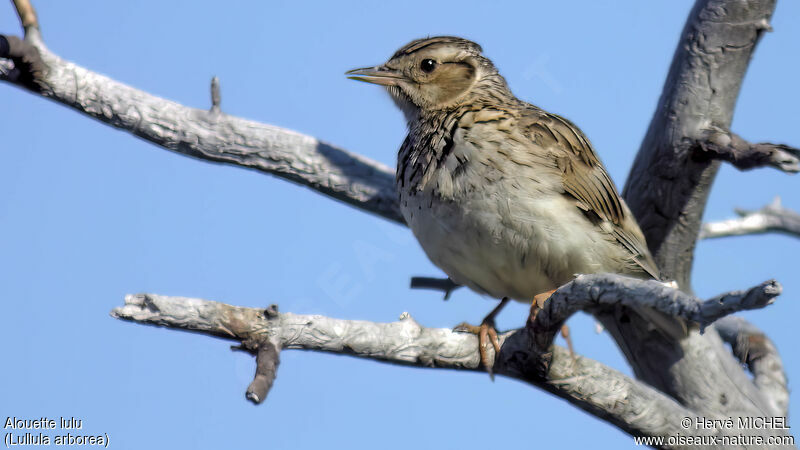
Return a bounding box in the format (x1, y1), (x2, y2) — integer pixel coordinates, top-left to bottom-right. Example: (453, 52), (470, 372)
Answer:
(0, 35), (47, 92)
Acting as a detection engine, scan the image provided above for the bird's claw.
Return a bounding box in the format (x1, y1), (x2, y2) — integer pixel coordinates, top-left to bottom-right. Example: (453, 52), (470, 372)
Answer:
(453, 298), (510, 379)
(454, 319), (501, 379)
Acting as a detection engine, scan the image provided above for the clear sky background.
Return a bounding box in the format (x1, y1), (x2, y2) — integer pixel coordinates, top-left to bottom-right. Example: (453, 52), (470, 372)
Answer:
(2, 1), (799, 449)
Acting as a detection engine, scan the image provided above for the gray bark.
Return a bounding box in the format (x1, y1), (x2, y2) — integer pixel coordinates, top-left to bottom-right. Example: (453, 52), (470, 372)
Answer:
(110, 287), (761, 447)
(606, 0), (791, 426)
(623, 0), (776, 285)
(530, 275), (781, 337)
(715, 316), (790, 417)
(697, 129), (800, 173)
(1, 30), (403, 224)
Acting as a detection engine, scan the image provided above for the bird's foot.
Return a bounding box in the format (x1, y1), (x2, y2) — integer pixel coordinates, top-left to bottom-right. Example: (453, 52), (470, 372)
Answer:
(453, 298), (510, 379)
(453, 319), (500, 377)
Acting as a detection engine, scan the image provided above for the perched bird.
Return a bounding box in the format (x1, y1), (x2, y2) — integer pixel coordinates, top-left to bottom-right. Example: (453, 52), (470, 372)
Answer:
(347, 36), (681, 373)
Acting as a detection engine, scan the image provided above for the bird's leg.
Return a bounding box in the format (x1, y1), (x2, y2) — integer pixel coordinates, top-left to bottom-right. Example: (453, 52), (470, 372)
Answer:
(454, 297), (511, 378)
(560, 324), (574, 355)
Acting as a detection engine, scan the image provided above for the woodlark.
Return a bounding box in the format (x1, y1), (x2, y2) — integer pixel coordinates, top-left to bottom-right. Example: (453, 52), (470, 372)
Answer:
(347, 36), (682, 373)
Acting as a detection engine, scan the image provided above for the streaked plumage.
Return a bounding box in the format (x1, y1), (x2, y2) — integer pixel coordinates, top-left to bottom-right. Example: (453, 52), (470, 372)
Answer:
(350, 36), (657, 300)
(347, 37), (682, 350)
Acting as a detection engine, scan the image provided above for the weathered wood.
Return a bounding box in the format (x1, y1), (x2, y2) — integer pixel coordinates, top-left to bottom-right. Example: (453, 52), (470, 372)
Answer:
(2, 0), (794, 447)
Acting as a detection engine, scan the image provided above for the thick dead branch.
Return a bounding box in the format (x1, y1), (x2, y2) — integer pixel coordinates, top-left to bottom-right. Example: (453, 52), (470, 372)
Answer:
(530, 275), (781, 343)
(697, 129), (800, 173)
(700, 197), (800, 239)
(412, 273), (782, 335)
(714, 316), (789, 418)
(623, 0), (779, 286)
(610, 0), (791, 424)
(111, 292), (719, 444)
(0, 30), (403, 224)
(4, 1), (795, 447)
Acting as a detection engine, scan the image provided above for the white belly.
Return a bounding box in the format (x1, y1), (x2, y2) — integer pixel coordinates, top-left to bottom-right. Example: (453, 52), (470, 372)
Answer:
(400, 179), (620, 302)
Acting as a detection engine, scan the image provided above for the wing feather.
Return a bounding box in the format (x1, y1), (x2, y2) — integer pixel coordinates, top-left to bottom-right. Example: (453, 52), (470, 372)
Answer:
(521, 107), (660, 279)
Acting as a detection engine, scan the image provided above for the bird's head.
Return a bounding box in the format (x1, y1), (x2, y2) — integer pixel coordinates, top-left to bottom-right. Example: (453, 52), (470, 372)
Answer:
(347, 36), (507, 121)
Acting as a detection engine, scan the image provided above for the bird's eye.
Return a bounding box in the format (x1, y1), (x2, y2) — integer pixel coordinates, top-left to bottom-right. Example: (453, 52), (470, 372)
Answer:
(420, 59), (438, 73)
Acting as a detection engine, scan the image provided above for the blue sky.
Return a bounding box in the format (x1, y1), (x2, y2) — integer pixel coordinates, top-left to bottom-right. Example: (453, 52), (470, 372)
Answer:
(1, 1), (799, 448)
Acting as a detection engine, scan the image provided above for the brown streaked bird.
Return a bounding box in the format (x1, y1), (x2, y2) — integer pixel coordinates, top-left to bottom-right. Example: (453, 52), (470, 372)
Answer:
(347, 36), (683, 374)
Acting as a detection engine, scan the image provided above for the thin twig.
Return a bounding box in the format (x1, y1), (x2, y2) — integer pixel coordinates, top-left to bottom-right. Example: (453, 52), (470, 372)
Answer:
(700, 197), (800, 239)
(409, 276), (461, 300)
(210, 76), (221, 114)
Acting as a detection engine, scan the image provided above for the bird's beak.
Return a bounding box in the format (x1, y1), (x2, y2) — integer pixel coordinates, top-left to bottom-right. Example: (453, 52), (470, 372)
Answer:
(345, 65), (404, 86)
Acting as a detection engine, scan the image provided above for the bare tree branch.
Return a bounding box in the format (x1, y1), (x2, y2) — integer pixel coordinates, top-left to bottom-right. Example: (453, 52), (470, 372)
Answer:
(697, 128), (800, 173)
(607, 0), (794, 424)
(0, 29), (404, 224)
(3, 0), (795, 447)
(714, 316), (789, 417)
(111, 292), (721, 445)
(408, 273), (783, 348)
(700, 197), (800, 239)
(530, 275), (781, 343)
(622, 0), (780, 288)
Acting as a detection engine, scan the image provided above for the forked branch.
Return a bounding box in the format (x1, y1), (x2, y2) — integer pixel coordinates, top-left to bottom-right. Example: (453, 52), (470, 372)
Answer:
(3, 0), (795, 447)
